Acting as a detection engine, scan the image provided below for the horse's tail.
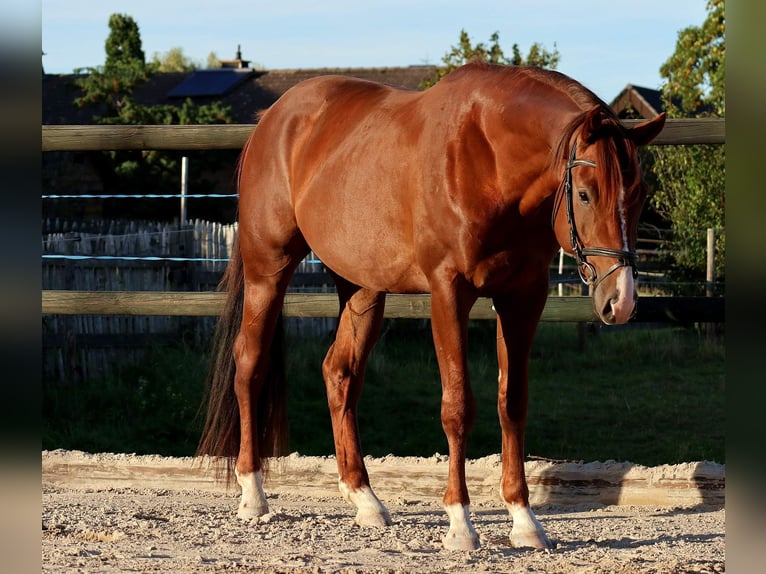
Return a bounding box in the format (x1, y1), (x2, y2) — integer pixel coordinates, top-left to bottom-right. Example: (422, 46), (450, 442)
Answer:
(195, 235), (289, 482)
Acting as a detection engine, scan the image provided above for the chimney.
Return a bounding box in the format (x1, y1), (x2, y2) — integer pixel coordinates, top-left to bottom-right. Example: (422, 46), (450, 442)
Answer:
(220, 45), (250, 69)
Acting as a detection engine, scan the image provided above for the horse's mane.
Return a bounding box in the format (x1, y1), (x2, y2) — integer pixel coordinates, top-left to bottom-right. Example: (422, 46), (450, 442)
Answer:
(443, 61), (643, 212)
(450, 59), (601, 109)
(539, 71), (641, 214)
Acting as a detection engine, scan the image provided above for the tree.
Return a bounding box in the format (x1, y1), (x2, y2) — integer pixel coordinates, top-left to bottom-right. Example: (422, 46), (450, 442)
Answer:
(151, 47), (200, 72)
(648, 0), (725, 290)
(73, 13), (157, 116)
(206, 51), (222, 69)
(69, 14), (234, 220)
(659, 0), (724, 118)
(104, 13), (146, 69)
(422, 29), (560, 88)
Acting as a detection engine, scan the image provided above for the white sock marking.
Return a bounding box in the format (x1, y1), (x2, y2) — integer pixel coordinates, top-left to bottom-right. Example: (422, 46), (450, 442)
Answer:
(338, 478), (391, 526)
(236, 469), (269, 517)
(339, 479), (385, 513)
(444, 503), (478, 543)
(508, 502), (544, 535)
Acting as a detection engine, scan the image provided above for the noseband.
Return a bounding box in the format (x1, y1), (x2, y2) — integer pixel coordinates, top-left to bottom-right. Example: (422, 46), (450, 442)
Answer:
(552, 141), (638, 289)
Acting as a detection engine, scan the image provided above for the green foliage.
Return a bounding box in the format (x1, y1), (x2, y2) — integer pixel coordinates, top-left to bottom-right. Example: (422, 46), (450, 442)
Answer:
(43, 346), (208, 456)
(422, 29), (560, 88)
(72, 61), (156, 116)
(104, 13), (146, 69)
(659, 0), (725, 118)
(206, 51), (222, 69)
(70, 13), (234, 209)
(43, 322), (724, 466)
(650, 145), (725, 282)
(648, 0), (725, 282)
(151, 47), (200, 72)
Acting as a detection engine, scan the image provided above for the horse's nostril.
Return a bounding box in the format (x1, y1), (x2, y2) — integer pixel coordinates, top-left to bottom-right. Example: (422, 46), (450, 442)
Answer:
(601, 299), (616, 324)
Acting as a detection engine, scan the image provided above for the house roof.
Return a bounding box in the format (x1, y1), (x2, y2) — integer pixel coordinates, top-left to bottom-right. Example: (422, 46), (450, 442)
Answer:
(44, 67), (667, 126)
(43, 65), (439, 125)
(609, 84), (664, 119)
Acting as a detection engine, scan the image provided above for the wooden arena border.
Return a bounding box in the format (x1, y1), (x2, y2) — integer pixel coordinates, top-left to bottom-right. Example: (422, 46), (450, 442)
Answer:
(42, 450), (724, 507)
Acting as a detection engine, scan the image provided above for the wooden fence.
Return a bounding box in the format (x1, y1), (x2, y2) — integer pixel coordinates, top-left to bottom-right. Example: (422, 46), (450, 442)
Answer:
(41, 121), (725, 380)
(40, 119), (725, 151)
(41, 216), (684, 380)
(42, 218), (334, 380)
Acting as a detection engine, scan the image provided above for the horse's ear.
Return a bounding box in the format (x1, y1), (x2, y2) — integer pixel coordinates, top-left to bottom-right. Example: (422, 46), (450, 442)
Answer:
(628, 112), (666, 146)
(581, 105), (604, 143)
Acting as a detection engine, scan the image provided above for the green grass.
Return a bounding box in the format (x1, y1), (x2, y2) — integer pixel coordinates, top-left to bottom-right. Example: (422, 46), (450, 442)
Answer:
(42, 347), (209, 457)
(43, 321), (724, 466)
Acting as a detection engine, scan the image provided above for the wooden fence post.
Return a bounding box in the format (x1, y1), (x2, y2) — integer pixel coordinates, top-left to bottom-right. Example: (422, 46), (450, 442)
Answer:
(706, 228), (715, 298)
(180, 156), (189, 226)
(706, 228), (717, 342)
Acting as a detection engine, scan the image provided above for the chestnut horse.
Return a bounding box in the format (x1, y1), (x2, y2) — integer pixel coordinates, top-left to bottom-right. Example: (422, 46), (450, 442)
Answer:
(197, 61), (665, 550)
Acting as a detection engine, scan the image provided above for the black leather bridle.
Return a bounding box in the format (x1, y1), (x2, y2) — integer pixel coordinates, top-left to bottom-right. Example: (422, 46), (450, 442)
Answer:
(552, 140), (638, 289)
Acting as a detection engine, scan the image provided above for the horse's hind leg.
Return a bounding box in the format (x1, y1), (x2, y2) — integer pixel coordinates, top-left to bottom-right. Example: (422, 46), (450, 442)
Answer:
(322, 278), (390, 527)
(232, 275), (287, 519)
(234, 245), (307, 520)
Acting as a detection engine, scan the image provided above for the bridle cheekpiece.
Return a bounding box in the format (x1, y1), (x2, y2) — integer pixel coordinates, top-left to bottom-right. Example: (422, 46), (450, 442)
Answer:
(553, 140), (638, 289)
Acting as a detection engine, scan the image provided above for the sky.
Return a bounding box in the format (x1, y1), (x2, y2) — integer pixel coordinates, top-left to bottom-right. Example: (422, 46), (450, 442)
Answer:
(41, 0), (710, 102)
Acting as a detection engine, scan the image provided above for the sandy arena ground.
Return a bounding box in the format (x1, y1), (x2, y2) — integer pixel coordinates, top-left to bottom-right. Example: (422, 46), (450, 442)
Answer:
(42, 450), (725, 573)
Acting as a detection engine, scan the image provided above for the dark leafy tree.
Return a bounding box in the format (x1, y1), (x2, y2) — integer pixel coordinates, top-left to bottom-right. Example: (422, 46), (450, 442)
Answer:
(647, 0), (725, 291)
(104, 13), (146, 68)
(69, 14), (234, 220)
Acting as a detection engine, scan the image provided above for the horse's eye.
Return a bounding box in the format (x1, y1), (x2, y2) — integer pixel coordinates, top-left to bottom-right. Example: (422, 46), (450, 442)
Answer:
(578, 190), (590, 204)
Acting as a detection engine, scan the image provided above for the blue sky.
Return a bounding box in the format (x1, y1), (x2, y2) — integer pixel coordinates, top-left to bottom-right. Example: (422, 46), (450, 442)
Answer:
(41, 0), (709, 101)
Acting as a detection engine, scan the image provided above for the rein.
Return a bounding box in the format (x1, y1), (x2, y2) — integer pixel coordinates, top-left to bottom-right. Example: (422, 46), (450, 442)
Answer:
(553, 141), (638, 288)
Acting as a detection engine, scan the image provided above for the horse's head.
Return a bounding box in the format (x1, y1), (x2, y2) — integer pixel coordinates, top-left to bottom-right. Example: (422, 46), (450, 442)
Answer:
(552, 105), (666, 325)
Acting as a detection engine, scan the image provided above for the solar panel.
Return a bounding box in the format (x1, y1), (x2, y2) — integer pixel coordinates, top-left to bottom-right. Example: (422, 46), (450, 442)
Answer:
(168, 69), (252, 98)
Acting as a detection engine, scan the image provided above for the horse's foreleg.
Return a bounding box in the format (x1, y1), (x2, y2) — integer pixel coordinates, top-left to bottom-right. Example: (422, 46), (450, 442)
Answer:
(233, 280), (286, 520)
(430, 280), (479, 551)
(494, 289), (552, 549)
(323, 285), (390, 527)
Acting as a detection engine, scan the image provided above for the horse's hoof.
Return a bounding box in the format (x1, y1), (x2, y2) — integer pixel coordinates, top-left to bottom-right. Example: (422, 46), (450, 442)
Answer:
(443, 532), (480, 551)
(510, 530), (553, 550)
(354, 508), (392, 527)
(237, 503), (268, 521)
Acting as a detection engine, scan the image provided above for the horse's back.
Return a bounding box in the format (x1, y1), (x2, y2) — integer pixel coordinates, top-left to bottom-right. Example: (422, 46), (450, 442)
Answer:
(246, 74), (427, 194)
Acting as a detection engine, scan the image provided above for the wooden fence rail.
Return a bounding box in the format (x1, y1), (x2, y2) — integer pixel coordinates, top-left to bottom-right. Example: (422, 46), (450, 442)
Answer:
(41, 118), (725, 151)
(41, 291), (725, 324)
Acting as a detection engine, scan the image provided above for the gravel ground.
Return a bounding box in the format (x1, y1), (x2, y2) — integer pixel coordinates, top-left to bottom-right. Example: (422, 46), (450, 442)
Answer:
(41, 451), (725, 573)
